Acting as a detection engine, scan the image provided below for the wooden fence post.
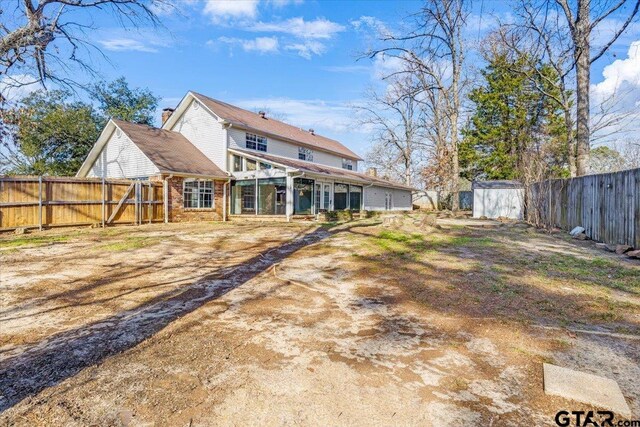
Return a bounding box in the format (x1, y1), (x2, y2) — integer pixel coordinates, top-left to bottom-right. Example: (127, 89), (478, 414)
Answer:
(148, 181), (152, 224)
(38, 176), (43, 231)
(133, 181), (137, 226)
(163, 179), (169, 224)
(101, 177), (106, 228)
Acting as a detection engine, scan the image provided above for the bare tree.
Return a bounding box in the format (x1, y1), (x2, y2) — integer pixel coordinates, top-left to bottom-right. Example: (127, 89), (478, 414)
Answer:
(366, 0), (469, 209)
(0, 0), (167, 92)
(553, 0), (640, 176)
(356, 75), (425, 187)
(500, 5), (578, 175)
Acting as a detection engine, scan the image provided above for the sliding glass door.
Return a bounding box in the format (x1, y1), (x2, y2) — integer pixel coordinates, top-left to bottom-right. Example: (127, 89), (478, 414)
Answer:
(315, 182), (331, 213)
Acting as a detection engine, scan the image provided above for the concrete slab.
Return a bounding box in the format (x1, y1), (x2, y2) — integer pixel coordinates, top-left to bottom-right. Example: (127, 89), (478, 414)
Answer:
(543, 363), (631, 418)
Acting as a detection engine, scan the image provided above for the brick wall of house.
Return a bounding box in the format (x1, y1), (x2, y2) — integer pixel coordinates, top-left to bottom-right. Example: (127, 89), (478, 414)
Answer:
(164, 176), (226, 222)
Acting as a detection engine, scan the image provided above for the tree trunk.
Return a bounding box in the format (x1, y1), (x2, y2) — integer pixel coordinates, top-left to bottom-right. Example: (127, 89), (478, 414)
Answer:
(574, 0), (591, 176)
(450, 111), (460, 211)
(565, 106), (577, 177)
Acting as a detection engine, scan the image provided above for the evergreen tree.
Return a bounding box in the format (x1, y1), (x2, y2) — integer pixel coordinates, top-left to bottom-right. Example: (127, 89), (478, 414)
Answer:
(460, 51), (568, 181)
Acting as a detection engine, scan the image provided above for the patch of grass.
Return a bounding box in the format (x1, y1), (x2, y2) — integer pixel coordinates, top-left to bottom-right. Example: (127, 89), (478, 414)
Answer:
(378, 230), (423, 242)
(532, 254), (640, 294)
(0, 234), (73, 249)
(372, 231), (425, 256)
(100, 236), (160, 251)
(441, 235), (496, 247)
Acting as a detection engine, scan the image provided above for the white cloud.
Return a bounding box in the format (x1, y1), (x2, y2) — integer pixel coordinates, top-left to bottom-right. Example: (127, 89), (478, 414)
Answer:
(351, 16), (391, 37)
(372, 53), (405, 79)
(251, 17), (344, 39)
(591, 41), (640, 142)
(216, 36), (280, 54)
(268, 0), (303, 6)
(99, 38), (160, 53)
(97, 28), (172, 53)
(0, 74), (41, 102)
(284, 41), (325, 59)
(234, 97), (362, 134)
(592, 41), (640, 102)
(203, 0), (259, 23)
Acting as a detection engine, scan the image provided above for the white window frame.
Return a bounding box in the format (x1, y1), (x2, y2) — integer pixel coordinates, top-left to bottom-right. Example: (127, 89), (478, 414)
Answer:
(298, 147), (314, 162)
(183, 179), (214, 209)
(246, 133), (267, 152)
(342, 159), (354, 170)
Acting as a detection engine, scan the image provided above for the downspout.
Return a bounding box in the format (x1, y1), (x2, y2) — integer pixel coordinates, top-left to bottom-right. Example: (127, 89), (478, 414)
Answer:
(163, 174), (173, 223)
(223, 170), (232, 222)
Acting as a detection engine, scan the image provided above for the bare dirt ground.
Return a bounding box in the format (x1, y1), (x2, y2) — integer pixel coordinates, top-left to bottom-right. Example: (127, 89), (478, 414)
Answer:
(1, 216), (639, 426)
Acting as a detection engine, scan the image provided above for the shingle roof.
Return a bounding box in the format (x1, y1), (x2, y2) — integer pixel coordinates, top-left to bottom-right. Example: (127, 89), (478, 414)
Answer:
(231, 148), (415, 191)
(472, 180), (523, 189)
(191, 92), (363, 161)
(113, 120), (228, 178)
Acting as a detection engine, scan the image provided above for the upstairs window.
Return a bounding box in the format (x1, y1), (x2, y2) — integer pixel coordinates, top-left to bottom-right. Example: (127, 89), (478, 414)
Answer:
(183, 180), (214, 209)
(298, 147), (314, 162)
(342, 159), (354, 170)
(246, 133), (267, 152)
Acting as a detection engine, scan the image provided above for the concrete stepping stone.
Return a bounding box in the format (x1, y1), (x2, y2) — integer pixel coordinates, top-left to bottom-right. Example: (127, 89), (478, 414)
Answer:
(543, 363), (631, 418)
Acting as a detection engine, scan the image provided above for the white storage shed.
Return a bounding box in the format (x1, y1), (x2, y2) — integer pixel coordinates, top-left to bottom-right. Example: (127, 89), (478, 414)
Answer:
(472, 180), (524, 220)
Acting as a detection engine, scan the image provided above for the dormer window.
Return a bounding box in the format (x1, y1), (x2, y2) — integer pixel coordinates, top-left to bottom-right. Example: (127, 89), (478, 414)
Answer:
(298, 147), (313, 162)
(342, 159), (354, 170)
(246, 133), (267, 152)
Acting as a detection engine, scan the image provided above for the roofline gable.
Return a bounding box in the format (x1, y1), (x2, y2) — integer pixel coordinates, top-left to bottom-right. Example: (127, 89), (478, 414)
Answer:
(77, 119), (159, 178)
(76, 120), (116, 177)
(161, 91), (223, 131)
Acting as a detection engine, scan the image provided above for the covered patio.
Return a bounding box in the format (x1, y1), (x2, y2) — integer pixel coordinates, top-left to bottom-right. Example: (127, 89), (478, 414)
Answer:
(227, 149), (366, 220)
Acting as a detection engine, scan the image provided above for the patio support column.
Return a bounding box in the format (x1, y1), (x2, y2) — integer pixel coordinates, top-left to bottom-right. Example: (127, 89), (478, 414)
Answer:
(286, 174), (294, 221)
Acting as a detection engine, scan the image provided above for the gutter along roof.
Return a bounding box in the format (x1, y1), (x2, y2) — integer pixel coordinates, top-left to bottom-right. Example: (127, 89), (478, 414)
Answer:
(230, 148), (415, 191)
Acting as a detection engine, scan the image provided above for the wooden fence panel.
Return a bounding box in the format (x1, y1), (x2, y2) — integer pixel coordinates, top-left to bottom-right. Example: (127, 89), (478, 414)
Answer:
(528, 168), (640, 248)
(0, 176), (165, 231)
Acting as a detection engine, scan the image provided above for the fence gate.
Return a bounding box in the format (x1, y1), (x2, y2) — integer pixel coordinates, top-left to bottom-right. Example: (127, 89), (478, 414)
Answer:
(0, 176), (166, 231)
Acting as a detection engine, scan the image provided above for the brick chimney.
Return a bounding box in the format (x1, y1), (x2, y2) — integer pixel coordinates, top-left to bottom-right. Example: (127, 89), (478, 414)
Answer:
(161, 108), (175, 125)
(367, 167), (378, 177)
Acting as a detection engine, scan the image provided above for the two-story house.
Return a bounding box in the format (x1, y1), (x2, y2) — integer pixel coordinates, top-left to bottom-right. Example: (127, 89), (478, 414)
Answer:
(77, 91), (414, 222)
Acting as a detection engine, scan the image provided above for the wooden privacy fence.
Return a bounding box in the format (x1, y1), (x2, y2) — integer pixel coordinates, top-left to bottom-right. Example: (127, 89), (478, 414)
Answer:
(0, 176), (166, 231)
(527, 168), (640, 248)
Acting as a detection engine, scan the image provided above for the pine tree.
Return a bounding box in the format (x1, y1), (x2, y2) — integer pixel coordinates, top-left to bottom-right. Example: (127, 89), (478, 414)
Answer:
(460, 51), (568, 181)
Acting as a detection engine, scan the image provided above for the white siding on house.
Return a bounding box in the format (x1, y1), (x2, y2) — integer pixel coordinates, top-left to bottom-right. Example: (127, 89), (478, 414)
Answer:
(172, 99), (227, 170)
(87, 128), (158, 178)
(227, 127), (354, 170)
(364, 186), (412, 211)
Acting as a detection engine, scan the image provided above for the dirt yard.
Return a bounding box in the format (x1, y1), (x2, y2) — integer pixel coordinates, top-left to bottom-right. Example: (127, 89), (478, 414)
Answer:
(1, 215), (639, 426)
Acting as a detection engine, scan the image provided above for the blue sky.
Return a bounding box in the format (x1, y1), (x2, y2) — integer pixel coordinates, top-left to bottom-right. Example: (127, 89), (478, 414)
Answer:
(4, 0), (640, 156)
